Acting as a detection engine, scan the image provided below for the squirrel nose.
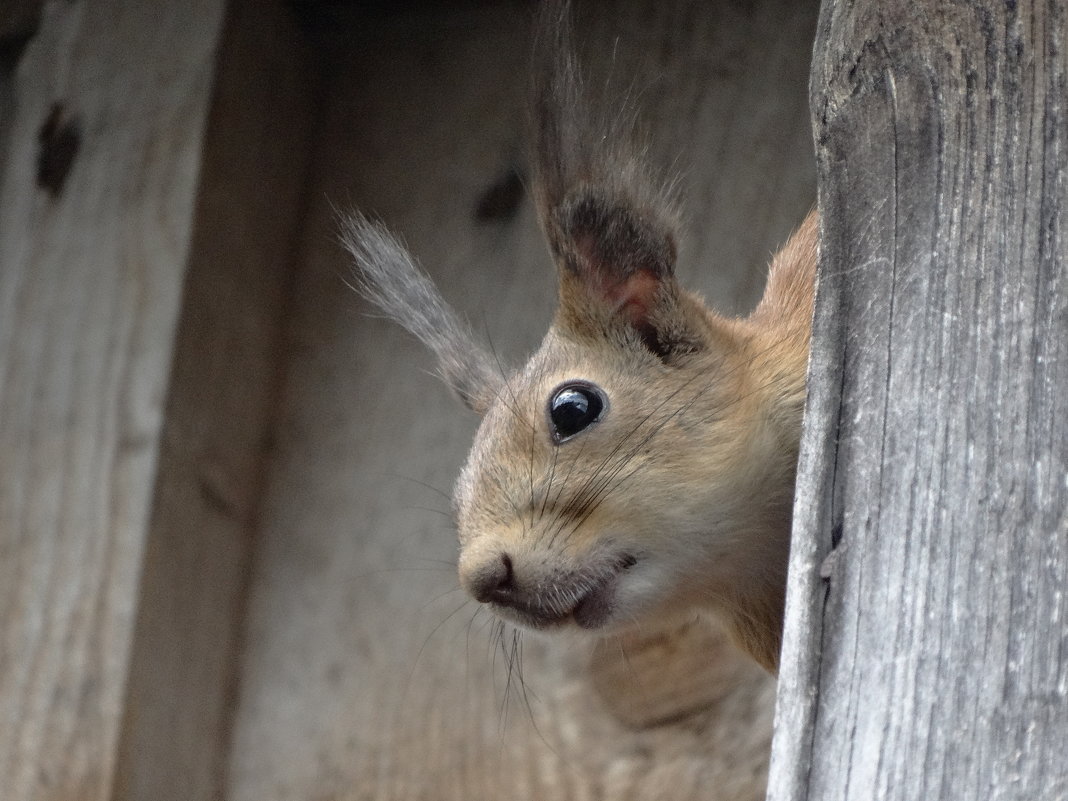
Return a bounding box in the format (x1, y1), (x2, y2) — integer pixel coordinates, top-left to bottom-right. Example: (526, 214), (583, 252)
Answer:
(467, 553), (517, 604)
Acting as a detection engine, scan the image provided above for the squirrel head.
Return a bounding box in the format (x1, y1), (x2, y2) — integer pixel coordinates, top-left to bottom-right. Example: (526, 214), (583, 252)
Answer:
(342, 2), (816, 672)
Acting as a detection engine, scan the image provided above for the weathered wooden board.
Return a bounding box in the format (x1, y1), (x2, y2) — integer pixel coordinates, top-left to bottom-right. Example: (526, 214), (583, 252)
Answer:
(110, 2), (319, 801)
(225, 2), (816, 799)
(0, 0), (43, 44)
(769, 0), (1067, 799)
(0, 0), (227, 798)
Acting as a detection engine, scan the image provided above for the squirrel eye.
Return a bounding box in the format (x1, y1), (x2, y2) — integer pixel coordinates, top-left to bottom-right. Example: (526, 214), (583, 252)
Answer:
(548, 382), (606, 443)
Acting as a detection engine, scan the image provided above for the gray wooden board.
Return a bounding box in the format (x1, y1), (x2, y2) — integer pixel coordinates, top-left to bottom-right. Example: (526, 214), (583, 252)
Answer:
(0, 0), (227, 797)
(110, 2), (320, 800)
(769, 0), (1068, 799)
(225, 2), (817, 799)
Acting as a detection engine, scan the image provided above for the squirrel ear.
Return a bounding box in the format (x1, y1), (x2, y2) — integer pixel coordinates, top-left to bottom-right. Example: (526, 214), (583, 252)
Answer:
(551, 191), (695, 357)
(531, 2), (703, 359)
(341, 213), (504, 415)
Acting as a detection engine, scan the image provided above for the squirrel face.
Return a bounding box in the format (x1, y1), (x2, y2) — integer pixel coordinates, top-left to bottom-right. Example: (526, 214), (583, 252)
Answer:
(450, 219), (812, 671)
(342, 2), (816, 672)
(454, 326), (763, 623)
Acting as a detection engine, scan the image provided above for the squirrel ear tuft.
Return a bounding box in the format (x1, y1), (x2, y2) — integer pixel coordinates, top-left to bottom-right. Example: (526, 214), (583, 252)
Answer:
(553, 192), (686, 356)
(340, 213), (504, 415)
(531, 2), (703, 360)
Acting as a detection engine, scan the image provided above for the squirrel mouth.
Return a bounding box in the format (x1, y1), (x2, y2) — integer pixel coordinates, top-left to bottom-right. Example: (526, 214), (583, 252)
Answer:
(571, 584), (616, 629)
(488, 553), (637, 631)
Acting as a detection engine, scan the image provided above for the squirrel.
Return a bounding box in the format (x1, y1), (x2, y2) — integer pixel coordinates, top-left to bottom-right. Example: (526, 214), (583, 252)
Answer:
(342, 2), (817, 673)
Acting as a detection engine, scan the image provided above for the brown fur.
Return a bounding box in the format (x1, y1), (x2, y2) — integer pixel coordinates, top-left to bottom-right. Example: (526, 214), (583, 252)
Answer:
(451, 211), (816, 672)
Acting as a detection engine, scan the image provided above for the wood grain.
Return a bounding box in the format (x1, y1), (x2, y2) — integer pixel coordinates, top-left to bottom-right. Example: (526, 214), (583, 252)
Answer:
(225, 2), (816, 799)
(110, 3), (319, 801)
(769, 0), (1068, 798)
(0, 0), (226, 798)
(0, 0), (43, 44)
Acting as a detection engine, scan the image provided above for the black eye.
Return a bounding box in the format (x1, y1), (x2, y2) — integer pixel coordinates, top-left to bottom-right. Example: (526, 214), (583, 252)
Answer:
(548, 382), (606, 442)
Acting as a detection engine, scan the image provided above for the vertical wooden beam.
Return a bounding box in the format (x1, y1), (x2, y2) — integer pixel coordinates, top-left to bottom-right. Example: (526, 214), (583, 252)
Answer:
(111, 3), (319, 801)
(0, 1), (43, 44)
(0, 1), (227, 799)
(770, 1), (1067, 799)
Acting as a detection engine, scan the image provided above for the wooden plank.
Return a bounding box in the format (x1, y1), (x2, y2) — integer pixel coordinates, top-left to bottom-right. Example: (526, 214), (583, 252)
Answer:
(0, 1), (227, 798)
(0, 2), (43, 184)
(225, 2), (817, 799)
(0, 0), (43, 43)
(768, 0), (1068, 798)
(109, 3), (320, 801)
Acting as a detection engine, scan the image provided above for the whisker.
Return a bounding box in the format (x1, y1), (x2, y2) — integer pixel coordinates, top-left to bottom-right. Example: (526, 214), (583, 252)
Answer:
(413, 556), (461, 568)
(573, 364), (797, 544)
(544, 360), (721, 546)
(398, 596), (476, 713)
(345, 566), (456, 583)
(539, 433), (561, 520)
(528, 414), (537, 532)
(541, 422), (592, 536)
(511, 632), (559, 758)
(483, 324), (526, 426)
(381, 471), (453, 503)
(553, 333), (801, 543)
(401, 505), (455, 519)
(493, 622), (512, 731)
(416, 585), (469, 613)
